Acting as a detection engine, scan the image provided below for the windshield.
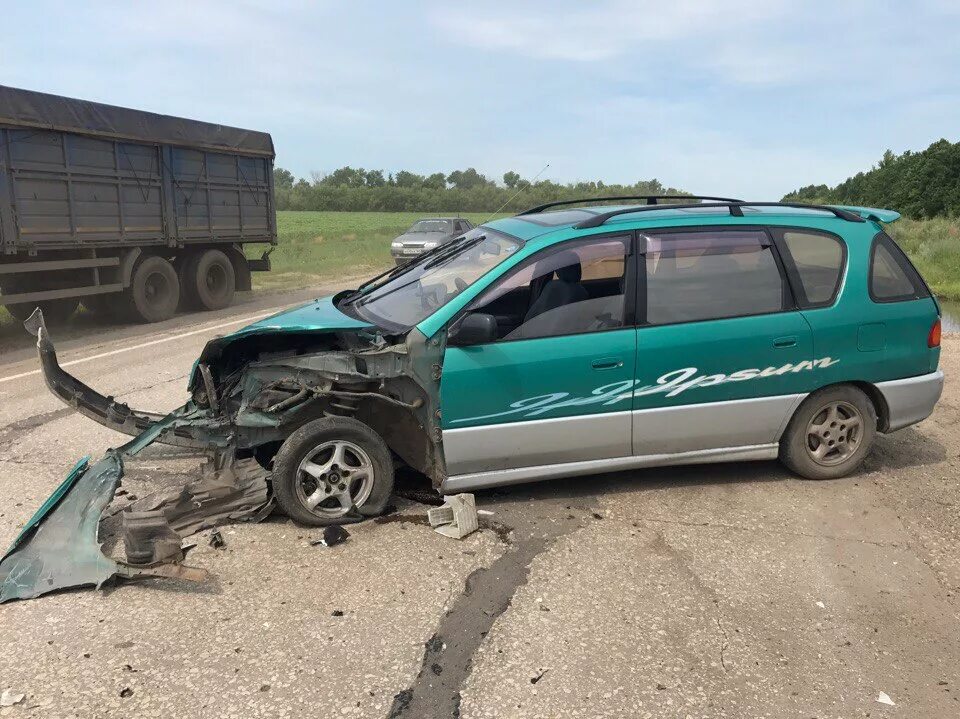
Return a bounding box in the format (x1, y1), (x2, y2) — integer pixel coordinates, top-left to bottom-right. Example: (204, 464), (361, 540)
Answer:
(348, 228), (521, 329)
(409, 219), (453, 233)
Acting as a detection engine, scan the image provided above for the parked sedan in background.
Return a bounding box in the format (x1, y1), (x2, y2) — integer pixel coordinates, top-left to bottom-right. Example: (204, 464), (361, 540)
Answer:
(390, 217), (474, 264)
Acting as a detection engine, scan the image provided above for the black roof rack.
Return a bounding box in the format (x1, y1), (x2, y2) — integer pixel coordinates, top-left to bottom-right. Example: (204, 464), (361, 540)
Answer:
(517, 195), (744, 215)
(572, 202), (866, 229)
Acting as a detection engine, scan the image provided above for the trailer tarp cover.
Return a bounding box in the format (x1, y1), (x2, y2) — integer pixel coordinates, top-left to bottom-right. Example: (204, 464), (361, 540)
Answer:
(0, 85), (274, 158)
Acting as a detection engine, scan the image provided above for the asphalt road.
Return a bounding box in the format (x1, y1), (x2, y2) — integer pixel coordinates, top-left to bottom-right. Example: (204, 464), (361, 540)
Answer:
(0, 290), (958, 718)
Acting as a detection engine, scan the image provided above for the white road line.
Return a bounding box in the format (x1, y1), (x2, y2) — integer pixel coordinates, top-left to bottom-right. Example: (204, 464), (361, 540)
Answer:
(0, 306), (288, 385)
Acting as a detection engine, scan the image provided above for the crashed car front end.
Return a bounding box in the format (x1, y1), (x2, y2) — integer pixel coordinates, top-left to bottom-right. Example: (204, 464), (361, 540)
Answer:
(0, 298), (447, 602)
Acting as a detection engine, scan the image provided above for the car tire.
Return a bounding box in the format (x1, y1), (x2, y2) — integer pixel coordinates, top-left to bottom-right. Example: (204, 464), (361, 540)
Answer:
(271, 416), (394, 526)
(182, 249), (236, 311)
(779, 385), (877, 480)
(124, 255), (180, 323)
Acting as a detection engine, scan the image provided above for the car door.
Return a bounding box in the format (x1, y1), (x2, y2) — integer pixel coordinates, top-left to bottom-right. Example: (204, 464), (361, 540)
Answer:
(440, 234), (637, 477)
(632, 227), (814, 456)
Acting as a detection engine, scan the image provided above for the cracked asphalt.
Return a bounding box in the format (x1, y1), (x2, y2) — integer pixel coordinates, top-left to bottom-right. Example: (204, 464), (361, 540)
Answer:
(1, 289), (958, 718)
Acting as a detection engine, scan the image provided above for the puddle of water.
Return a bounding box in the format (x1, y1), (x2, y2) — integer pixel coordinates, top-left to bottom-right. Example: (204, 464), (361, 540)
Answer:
(939, 300), (960, 332)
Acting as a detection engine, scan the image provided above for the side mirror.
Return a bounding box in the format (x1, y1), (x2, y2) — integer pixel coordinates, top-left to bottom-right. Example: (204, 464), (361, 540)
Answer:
(448, 313), (498, 347)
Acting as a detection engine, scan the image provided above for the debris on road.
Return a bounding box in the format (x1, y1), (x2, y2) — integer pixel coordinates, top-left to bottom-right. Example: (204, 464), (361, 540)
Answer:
(877, 691), (896, 706)
(310, 525), (350, 547)
(119, 687), (134, 699)
(0, 689), (25, 707)
(209, 529), (226, 549)
(428, 493), (478, 539)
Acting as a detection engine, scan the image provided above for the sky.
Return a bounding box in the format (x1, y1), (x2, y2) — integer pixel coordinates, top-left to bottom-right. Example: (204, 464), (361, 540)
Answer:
(2, 1), (958, 198)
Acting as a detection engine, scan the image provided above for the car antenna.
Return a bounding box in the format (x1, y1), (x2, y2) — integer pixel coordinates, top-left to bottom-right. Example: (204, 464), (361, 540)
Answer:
(482, 163), (550, 224)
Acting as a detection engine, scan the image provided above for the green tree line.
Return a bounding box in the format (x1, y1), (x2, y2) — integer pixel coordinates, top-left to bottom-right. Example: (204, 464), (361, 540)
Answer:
(782, 139), (960, 218)
(273, 166), (686, 213)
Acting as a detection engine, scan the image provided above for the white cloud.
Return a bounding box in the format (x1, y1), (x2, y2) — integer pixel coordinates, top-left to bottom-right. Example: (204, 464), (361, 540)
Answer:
(432, 0), (789, 64)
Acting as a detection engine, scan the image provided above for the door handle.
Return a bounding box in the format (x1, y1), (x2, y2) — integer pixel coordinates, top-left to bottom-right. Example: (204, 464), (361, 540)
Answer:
(591, 357), (623, 370)
(773, 336), (798, 348)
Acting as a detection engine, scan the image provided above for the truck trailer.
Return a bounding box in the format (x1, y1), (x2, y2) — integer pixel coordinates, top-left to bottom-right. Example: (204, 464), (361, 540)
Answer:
(0, 85), (276, 323)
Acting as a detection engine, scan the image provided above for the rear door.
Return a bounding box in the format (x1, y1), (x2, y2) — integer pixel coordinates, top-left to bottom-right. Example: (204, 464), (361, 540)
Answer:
(632, 227), (814, 456)
(440, 233), (637, 476)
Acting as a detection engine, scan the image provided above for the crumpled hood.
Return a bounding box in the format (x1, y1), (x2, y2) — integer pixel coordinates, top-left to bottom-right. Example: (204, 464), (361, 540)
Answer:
(229, 294), (373, 338)
(191, 294), (376, 387)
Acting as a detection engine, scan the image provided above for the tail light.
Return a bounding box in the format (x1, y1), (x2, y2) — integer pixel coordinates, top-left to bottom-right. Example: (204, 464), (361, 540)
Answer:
(928, 318), (941, 348)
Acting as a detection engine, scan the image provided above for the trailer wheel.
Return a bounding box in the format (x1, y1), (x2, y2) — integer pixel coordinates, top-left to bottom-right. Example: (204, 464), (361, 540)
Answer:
(4, 298), (79, 325)
(125, 256), (180, 323)
(183, 249), (235, 311)
(1, 278), (79, 325)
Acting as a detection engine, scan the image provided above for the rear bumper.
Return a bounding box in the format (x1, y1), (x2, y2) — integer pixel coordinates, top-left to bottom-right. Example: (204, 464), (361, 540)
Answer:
(876, 370), (944, 432)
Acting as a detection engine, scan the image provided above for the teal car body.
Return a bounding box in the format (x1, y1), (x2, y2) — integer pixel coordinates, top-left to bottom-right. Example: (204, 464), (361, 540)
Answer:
(3, 199), (944, 602)
(196, 200), (941, 492)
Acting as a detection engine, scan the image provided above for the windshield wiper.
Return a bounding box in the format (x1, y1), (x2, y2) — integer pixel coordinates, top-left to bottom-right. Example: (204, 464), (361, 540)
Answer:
(356, 236), (485, 309)
(423, 235), (484, 270)
(349, 234), (473, 301)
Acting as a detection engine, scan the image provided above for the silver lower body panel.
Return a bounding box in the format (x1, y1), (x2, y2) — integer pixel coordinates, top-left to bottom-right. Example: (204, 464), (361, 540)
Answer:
(876, 369), (944, 432)
(632, 394), (804, 454)
(442, 410), (632, 476)
(441, 443), (779, 494)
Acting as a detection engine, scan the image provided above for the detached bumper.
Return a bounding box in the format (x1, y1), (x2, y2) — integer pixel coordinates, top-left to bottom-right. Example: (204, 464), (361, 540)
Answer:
(24, 310), (222, 449)
(876, 370), (944, 432)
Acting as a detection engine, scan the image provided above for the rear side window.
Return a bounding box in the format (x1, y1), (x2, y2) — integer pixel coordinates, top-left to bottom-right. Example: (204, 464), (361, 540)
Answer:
(870, 233), (930, 302)
(778, 230), (845, 307)
(644, 230), (785, 325)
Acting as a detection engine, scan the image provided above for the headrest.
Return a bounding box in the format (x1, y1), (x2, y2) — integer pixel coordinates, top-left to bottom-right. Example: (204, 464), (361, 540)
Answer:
(554, 254), (582, 283)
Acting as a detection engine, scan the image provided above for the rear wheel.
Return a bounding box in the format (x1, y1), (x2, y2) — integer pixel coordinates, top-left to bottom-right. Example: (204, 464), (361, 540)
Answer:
(271, 417), (394, 526)
(780, 385), (877, 480)
(1, 278), (78, 325)
(124, 255), (180, 323)
(182, 249), (235, 311)
(4, 297), (78, 325)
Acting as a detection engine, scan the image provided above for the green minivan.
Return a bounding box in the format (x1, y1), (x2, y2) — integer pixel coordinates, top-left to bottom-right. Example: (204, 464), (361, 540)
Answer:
(27, 198), (946, 528)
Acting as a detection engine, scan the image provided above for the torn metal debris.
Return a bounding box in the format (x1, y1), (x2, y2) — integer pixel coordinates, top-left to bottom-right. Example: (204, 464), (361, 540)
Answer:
(2, 294), (447, 601)
(428, 493), (478, 539)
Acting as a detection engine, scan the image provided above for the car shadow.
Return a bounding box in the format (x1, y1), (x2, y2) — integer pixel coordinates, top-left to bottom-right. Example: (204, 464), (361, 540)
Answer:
(473, 459), (787, 506)
(862, 427), (947, 472)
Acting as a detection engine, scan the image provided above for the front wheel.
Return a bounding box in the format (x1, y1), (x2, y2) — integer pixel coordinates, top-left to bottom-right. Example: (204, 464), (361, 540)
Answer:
(779, 385), (877, 480)
(271, 417), (394, 526)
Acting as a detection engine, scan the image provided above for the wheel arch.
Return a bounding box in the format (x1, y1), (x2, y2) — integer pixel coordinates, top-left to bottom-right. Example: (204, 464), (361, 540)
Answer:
(790, 380), (889, 433)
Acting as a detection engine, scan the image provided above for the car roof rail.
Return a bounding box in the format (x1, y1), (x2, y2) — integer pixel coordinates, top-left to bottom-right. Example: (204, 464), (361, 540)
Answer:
(572, 201), (867, 229)
(516, 195), (745, 215)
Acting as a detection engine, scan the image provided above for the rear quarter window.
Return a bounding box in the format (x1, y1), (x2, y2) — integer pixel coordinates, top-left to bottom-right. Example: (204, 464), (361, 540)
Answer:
(777, 229), (845, 307)
(869, 233), (930, 303)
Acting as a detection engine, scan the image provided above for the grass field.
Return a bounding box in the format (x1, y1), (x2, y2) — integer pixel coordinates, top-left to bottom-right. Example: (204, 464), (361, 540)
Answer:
(3, 211), (960, 326)
(253, 210), (501, 290)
